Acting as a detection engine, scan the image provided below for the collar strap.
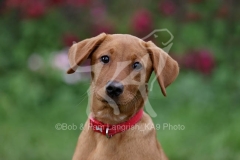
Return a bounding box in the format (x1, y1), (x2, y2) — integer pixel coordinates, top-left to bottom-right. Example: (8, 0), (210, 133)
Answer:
(89, 109), (143, 138)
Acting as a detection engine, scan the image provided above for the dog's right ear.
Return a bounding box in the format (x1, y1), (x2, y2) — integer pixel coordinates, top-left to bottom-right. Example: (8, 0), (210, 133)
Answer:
(67, 33), (107, 74)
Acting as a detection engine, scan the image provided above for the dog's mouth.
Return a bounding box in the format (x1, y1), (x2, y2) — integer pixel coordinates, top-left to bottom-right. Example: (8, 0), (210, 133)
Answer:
(100, 97), (124, 106)
(101, 98), (120, 105)
(95, 92), (138, 106)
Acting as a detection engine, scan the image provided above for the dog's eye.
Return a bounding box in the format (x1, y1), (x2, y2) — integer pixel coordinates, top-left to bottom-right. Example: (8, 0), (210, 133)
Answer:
(101, 55), (110, 64)
(133, 62), (142, 70)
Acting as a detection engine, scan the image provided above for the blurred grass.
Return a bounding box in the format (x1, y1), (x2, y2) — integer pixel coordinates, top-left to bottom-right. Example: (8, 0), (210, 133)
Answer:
(154, 71), (240, 160)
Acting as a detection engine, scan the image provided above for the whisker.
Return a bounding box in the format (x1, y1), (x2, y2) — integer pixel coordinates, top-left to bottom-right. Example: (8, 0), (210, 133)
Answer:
(78, 91), (88, 99)
(73, 92), (88, 108)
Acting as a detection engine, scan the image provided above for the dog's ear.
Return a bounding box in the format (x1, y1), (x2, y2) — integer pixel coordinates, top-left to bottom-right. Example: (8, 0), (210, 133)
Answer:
(67, 33), (107, 74)
(146, 41), (179, 96)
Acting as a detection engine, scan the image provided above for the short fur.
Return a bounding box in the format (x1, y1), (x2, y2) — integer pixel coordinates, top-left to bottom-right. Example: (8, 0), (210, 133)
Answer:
(67, 33), (179, 160)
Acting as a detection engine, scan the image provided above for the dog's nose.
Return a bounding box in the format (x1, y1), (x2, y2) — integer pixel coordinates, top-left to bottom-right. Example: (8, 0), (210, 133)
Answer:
(106, 81), (124, 97)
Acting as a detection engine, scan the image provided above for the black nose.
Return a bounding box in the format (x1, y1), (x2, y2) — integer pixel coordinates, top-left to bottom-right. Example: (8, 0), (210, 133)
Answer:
(106, 81), (124, 97)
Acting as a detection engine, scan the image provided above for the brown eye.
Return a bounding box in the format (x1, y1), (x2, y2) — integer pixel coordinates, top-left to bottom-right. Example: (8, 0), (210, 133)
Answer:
(133, 62), (142, 70)
(101, 55), (110, 64)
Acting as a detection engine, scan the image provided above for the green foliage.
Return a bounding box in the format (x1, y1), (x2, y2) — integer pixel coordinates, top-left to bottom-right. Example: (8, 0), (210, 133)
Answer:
(1, 1), (240, 160)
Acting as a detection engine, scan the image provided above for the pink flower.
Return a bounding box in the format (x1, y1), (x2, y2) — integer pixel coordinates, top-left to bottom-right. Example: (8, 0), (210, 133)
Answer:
(182, 52), (196, 69)
(195, 50), (215, 74)
(52, 50), (91, 84)
(183, 50), (215, 75)
(66, 0), (90, 7)
(5, 0), (26, 9)
(131, 9), (153, 36)
(90, 4), (106, 21)
(53, 51), (69, 71)
(48, 0), (64, 6)
(5, 0), (47, 18)
(159, 0), (176, 16)
(24, 1), (46, 18)
(52, 49), (91, 83)
(62, 33), (80, 47)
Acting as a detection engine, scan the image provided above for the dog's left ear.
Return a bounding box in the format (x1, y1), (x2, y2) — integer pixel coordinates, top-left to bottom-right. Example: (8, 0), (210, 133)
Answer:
(67, 33), (107, 74)
(146, 41), (179, 97)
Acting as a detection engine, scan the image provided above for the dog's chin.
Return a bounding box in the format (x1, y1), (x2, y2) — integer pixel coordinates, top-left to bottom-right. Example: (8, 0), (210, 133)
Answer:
(95, 93), (135, 107)
(100, 97), (128, 106)
(101, 99), (124, 106)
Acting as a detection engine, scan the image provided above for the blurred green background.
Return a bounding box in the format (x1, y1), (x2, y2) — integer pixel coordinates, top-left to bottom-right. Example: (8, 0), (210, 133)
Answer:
(1, 0), (240, 159)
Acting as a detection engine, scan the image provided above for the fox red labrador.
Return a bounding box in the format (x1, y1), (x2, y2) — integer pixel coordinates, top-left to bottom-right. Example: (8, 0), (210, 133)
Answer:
(67, 33), (179, 160)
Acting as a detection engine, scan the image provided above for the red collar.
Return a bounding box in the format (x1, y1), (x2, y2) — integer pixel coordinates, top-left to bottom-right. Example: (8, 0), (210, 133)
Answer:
(89, 109), (143, 138)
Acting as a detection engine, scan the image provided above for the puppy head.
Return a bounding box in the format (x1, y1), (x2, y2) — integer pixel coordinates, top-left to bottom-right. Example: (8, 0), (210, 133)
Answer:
(67, 33), (179, 122)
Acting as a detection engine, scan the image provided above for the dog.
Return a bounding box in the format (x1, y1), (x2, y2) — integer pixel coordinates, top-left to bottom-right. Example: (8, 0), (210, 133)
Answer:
(67, 33), (179, 160)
